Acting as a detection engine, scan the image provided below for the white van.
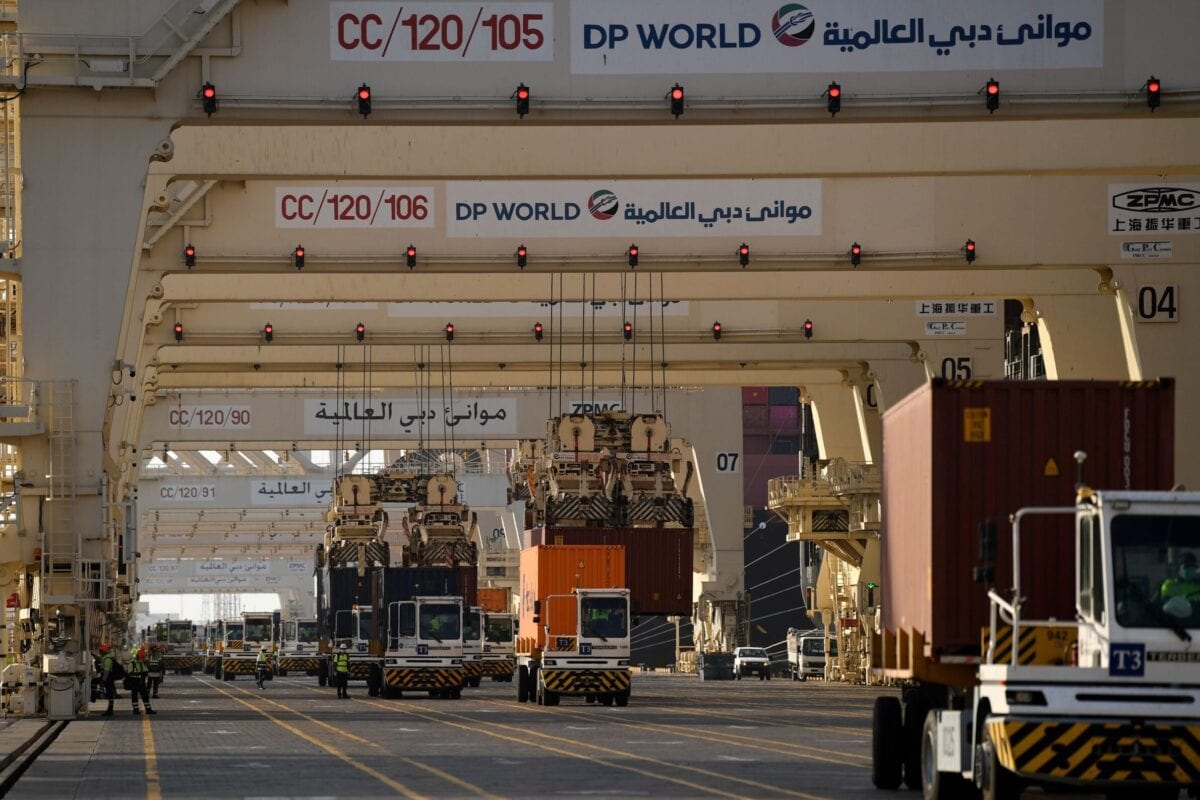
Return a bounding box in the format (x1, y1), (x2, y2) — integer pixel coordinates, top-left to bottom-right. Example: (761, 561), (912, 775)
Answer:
(788, 634), (836, 681)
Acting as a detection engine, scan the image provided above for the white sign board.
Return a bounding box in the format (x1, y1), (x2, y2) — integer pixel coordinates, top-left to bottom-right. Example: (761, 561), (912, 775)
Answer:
(571, 0), (1103, 75)
(916, 300), (998, 317)
(446, 180), (821, 238)
(1109, 184), (1200, 235)
(1121, 241), (1174, 259)
(331, 2), (555, 61)
(714, 452), (741, 473)
(275, 186), (435, 229)
(304, 398), (518, 436)
(925, 321), (968, 336)
(250, 479), (334, 507)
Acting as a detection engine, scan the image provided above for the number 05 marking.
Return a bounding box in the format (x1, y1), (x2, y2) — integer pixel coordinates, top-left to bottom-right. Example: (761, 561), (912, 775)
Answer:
(715, 452), (740, 473)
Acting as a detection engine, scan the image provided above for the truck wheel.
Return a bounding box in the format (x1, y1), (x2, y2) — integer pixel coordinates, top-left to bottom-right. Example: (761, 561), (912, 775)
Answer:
(600, 694), (614, 707)
(450, 688), (462, 699)
(904, 696), (932, 790)
(469, 677), (481, 688)
(871, 696), (904, 790)
(766, 671), (771, 681)
(318, 661), (328, 687)
(517, 665), (530, 703)
(585, 695), (596, 704)
(977, 722), (1021, 800)
(921, 711), (977, 800)
(614, 691), (629, 707)
(543, 689), (560, 706)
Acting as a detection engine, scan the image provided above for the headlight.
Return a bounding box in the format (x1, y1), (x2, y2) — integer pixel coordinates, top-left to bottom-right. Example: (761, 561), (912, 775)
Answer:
(1005, 689), (1048, 706)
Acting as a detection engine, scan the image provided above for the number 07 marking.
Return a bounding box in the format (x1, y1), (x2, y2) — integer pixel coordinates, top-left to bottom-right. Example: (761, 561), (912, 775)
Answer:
(715, 452), (740, 473)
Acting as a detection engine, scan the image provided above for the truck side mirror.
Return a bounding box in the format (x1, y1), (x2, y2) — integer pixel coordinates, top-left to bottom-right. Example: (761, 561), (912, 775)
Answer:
(974, 519), (997, 583)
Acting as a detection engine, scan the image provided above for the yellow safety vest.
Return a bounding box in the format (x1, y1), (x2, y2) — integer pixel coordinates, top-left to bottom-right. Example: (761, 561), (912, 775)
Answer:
(334, 653), (350, 673)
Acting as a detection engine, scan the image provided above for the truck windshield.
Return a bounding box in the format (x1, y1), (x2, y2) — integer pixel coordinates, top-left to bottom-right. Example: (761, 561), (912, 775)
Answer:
(1112, 514), (1200, 629)
(420, 604), (461, 641)
(463, 610), (481, 643)
(168, 626), (192, 645)
(484, 616), (512, 643)
(801, 639), (824, 656)
(297, 622), (319, 643)
(358, 611), (373, 641)
(224, 623), (244, 641)
(740, 648), (768, 659)
(580, 597), (627, 639)
(244, 620), (272, 642)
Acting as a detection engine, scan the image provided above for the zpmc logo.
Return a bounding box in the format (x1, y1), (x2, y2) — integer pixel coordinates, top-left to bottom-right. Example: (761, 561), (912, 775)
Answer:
(588, 189), (619, 220)
(772, 3), (815, 46)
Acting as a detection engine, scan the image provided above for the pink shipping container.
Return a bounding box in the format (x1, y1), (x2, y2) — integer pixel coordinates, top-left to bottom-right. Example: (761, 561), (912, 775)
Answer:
(742, 405), (769, 431)
(882, 379), (1175, 661)
(742, 387), (769, 405)
(525, 527), (694, 616)
(769, 404), (799, 430)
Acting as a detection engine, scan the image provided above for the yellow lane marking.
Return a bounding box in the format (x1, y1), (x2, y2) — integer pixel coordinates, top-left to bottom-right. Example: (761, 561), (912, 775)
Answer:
(214, 679), (503, 800)
(351, 695), (757, 800)
(204, 679), (428, 800)
(476, 696), (870, 765)
(625, 698), (869, 738)
(142, 714), (161, 800)
(275, 679), (758, 800)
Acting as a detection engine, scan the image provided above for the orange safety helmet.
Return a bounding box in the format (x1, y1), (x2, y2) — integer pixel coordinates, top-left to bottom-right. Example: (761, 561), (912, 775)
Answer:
(99, 643), (111, 653)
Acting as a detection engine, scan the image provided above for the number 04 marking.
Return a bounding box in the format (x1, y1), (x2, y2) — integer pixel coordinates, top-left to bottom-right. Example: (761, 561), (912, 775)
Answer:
(715, 452), (740, 473)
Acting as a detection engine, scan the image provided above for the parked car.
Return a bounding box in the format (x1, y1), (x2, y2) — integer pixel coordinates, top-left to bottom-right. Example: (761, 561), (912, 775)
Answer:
(733, 646), (771, 680)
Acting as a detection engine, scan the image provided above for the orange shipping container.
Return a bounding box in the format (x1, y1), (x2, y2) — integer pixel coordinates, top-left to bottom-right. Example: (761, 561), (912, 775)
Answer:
(518, 545), (625, 652)
(477, 587), (512, 614)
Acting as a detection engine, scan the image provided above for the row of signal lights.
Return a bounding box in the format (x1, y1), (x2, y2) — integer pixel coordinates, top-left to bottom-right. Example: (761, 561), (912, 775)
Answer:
(199, 78), (1164, 118)
(182, 240), (978, 269)
(171, 319), (814, 343)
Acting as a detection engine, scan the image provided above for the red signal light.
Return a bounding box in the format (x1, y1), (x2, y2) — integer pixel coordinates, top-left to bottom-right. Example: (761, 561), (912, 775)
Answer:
(263, 323), (274, 343)
(669, 84), (685, 117)
(965, 239), (976, 263)
(827, 82), (842, 116)
(803, 319), (813, 340)
(850, 243), (862, 267)
(985, 79), (1000, 113)
(738, 243), (750, 267)
(711, 322), (722, 341)
(173, 322), (184, 342)
(533, 322), (544, 341)
(294, 245), (305, 269)
(201, 83), (217, 116)
(1146, 76), (1161, 111)
(516, 245), (528, 268)
(184, 244), (196, 267)
(445, 323), (455, 342)
(406, 245), (417, 269)
(623, 321), (633, 341)
(627, 244), (639, 268)
(355, 322), (365, 341)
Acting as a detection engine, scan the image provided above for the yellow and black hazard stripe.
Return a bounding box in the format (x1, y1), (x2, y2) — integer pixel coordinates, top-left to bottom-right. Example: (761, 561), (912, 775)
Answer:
(989, 718), (1200, 785)
(163, 655), (197, 670)
(481, 659), (515, 677)
(278, 657), (323, 672)
(985, 625), (1076, 666)
(541, 669), (631, 696)
(222, 658), (257, 674)
(463, 660), (484, 678)
(347, 660), (377, 679)
(384, 667), (464, 689)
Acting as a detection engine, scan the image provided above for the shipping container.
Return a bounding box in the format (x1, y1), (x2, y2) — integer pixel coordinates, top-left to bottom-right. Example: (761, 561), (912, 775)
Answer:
(477, 587), (512, 614)
(381, 566), (477, 607)
(745, 434), (773, 455)
(770, 437), (799, 455)
(768, 386), (799, 406)
(743, 454), (802, 508)
(518, 545), (625, 650)
(742, 405), (770, 431)
(524, 528), (692, 616)
(882, 379), (1175, 660)
(769, 404), (799, 430)
(316, 566), (384, 650)
(742, 387), (769, 405)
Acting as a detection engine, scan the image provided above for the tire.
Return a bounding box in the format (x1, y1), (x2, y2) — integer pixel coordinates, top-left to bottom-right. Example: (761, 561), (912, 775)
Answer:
(800, 675), (807, 682)
(614, 691), (629, 707)
(921, 711), (978, 800)
(872, 696), (904, 790)
(469, 677), (481, 688)
(428, 690), (439, 698)
(600, 694), (615, 707)
(450, 688), (462, 700)
(978, 720), (1022, 800)
(543, 689), (560, 706)
(517, 665), (530, 703)
(766, 672), (771, 681)
(318, 661), (328, 688)
(904, 696), (932, 790)
(585, 695), (596, 704)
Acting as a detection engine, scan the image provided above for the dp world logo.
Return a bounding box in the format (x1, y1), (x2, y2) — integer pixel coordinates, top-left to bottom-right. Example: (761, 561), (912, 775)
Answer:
(772, 3), (815, 46)
(588, 189), (619, 220)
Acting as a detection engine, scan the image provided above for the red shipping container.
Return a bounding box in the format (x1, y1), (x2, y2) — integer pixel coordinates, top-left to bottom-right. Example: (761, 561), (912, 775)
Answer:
(743, 405), (769, 431)
(882, 379), (1174, 659)
(769, 404), (799, 430)
(525, 527), (694, 616)
(742, 387), (769, 405)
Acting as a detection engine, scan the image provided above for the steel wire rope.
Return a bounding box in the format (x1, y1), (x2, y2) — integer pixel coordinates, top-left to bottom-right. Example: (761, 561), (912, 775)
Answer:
(547, 273), (554, 422)
(620, 273), (627, 411)
(745, 567), (803, 594)
(591, 273), (597, 408)
(648, 270), (656, 413)
(447, 337), (457, 468)
(744, 540), (798, 570)
(631, 271), (638, 415)
(558, 272), (565, 419)
(659, 273), (668, 423)
(580, 273), (586, 412)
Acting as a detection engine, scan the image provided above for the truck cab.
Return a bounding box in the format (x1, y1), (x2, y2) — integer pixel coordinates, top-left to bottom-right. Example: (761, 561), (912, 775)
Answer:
(214, 619), (244, 680)
(462, 606), (485, 688)
(787, 630), (835, 681)
(330, 606), (383, 696)
(203, 622), (221, 674)
(277, 618), (321, 677)
(519, 587), (632, 707)
(913, 485), (1200, 798)
(221, 613), (277, 680)
(164, 620), (197, 674)
(481, 611), (516, 682)
(383, 596), (465, 699)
